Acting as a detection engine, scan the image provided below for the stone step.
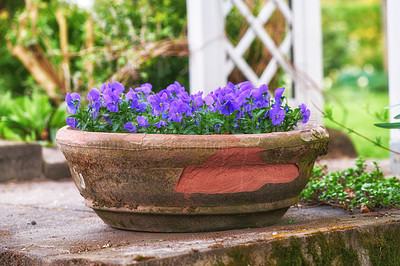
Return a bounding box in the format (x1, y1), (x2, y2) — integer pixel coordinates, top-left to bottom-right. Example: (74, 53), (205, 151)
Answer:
(0, 140), (42, 182)
(42, 147), (71, 180)
(0, 140), (71, 182)
(0, 180), (399, 265)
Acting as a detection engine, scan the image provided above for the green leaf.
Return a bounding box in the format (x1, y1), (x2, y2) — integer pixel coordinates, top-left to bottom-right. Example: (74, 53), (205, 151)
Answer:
(374, 122), (400, 129)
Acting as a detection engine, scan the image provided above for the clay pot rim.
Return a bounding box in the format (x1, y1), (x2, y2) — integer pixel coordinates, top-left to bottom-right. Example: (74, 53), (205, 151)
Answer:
(58, 125), (327, 138)
(56, 125), (329, 150)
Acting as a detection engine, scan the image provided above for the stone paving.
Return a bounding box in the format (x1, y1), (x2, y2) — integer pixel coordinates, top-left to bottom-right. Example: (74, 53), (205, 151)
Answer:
(1, 179), (400, 265)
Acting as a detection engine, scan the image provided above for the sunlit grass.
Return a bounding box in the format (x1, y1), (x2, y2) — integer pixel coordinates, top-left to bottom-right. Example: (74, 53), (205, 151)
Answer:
(323, 86), (389, 158)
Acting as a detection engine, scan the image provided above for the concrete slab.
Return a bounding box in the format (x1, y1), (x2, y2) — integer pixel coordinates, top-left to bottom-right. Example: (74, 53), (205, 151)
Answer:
(0, 141), (42, 182)
(42, 147), (71, 180)
(1, 180), (399, 265)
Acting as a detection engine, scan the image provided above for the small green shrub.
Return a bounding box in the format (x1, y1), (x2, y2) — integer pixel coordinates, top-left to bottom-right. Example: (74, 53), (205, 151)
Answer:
(301, 157), (400, 212)
(1, 93), (66, 144)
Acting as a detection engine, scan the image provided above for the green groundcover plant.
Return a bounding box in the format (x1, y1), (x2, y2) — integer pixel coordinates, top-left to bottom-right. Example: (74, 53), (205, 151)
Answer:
(65, 81), (311, 134)
(301, 157), (400, 212)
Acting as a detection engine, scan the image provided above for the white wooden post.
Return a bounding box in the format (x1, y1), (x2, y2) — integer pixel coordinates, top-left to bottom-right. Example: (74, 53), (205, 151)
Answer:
(187, 0), (227, 95)
(386, 0), (400, 174)
(291, 0), (323, 126)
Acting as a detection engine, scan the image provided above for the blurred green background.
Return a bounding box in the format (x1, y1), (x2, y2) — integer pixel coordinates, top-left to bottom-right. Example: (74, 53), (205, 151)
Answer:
(0, 0), (390, 158)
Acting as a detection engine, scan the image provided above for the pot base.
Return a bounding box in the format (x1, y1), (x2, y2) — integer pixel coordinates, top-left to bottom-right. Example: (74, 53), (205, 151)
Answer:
(92, 207), (289, 232)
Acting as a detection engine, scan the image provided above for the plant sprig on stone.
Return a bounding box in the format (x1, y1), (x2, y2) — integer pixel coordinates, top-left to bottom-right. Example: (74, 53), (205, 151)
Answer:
(65, 81), (310, 135)
(301, 157), (400, 212)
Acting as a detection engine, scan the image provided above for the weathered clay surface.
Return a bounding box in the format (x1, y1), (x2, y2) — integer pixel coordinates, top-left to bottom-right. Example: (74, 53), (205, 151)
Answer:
(56, 126), (329, 232)
(175, 147), (299, 194)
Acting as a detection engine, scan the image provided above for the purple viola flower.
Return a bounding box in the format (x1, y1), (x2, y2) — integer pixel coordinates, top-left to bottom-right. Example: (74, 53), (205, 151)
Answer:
(269, 105), (285, 126)
(65, 93), (81, 114)
(219, 100), (239, 116)
(87, 88), (101, 118)
(135, 83), (152, 94)
(148, 92), (169, 114)
(102, 82), (124, 113)
(153, 120), (168, 129)
(168, 107), (183, 123)
(204, 95), (215, 106)
(237, 81), (254, 91)
(274, 87), (285, 106)
(125, 89), (140, 109)
(191, 91), (204, 107)
(137, 116), (150, 127)
(66, 117), (78, 128)
(170, 99), (192, 116)
(299, 103), (311, 124)
(166, 81), (185, 95)
(214, 123), (222, 133)
(103, 116), (112, 125)
(123, 122), (137, 133)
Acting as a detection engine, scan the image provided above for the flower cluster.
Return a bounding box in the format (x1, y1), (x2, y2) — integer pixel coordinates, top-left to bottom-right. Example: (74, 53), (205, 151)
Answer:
(65, 81), (310, 135)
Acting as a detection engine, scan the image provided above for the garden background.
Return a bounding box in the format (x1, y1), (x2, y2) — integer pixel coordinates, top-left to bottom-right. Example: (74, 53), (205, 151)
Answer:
(0, 0), (389, 158)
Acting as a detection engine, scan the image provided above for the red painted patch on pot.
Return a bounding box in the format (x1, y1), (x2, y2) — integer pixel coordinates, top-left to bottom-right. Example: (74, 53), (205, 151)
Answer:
(174, 148), (299, 194)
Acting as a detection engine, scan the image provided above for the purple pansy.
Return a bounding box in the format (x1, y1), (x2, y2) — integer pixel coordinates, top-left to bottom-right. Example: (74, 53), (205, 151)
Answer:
(148, 92), (169, 114)
(168, 108), (183, 123)
(299, 103), (311, 124)
(137, 116), (150, 127)
(219, 100), (239, 116)
(274, 87), (285, 106)
(66, 117), (78, 128)
(66, 93), (81, 114)
(123, 122), (137, 133)
(153, 120), (168, 128)
(269, 105), (285, 126)
(87, 88), (101, 118)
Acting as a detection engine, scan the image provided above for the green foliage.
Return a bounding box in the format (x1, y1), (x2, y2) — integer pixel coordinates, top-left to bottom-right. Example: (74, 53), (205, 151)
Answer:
(0, 93), (67, 143)
(375, 103), (400, 129)
(323, 87), (389, 158)
(301, 157), (400, 212)
(322, 1), (383, 76)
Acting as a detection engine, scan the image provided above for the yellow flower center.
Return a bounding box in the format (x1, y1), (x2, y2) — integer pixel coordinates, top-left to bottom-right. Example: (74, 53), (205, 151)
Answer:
(159, 103), (163, 107)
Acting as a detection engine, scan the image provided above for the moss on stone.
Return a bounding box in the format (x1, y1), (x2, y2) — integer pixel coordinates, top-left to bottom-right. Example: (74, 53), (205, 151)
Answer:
(225, 245), (255, 266)
(269, 237), (311, 266)
(306, 232), (359, 266)
(361, 225), (400, 265)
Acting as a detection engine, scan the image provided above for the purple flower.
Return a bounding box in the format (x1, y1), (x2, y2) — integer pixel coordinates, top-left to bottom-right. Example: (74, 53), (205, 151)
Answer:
(125, 89), (139, 109)
(137, 116), (150, 127)
(269, 105), (285, 126)
(103, 116), (112, 125)
(148, 92), (169, 114)
(214, 123), (222, 132)
(87, 88), (101, 118)
(66, 117), (78, 128)
(274, 87), (285, 106)
(219, 100), (239, 116)
(153, 120), (168, 128)
(135, 83), (152, 94)
(168, 108), (183, 123)
(65, 93), (81, 114)
(123, 122), (137, 132)
(102, 82), (124, 112)
(204, 95), (215, 106)
(166, 81), (185, 95)
(299, 103), (311, 124)
(237, 81), (254, 91)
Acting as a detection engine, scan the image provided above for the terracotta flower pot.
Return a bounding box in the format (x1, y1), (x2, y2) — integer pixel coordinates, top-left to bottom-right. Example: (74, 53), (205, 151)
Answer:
(56, 126), (329, 232)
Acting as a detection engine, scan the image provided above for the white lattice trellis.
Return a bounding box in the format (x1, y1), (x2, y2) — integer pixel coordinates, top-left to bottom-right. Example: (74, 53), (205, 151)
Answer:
(187, 0), (323, 123)
(223, 0), (294, 86)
